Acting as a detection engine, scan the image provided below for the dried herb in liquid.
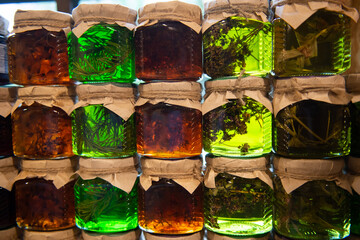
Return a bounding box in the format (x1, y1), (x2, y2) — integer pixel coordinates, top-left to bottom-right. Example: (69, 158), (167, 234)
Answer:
(138, 179), (204, 234)
(136, 103), (202, 158)
(68, 24), (135, 83)
(205, 173), (272, 236)
(0, 115), (12, 157)
(0, 187), (15, 229)
(274, 100), (350, 158)
(71, 105), (136, 158)
(273, 10), (351, 77)
(203, 97), (272, 157)
(273, 177), (351, 239)
(75, 177), (138, 233)
(203, 16), (272, 79)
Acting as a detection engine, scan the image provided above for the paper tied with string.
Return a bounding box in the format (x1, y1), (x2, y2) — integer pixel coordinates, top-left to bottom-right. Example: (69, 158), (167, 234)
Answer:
(76, 157), (138, 194)
(144, 231), (203, 240)
(24, 227), (80, 240)
(203, 77), (272, 114)
(273, 75), (351, 116)
(136, 82), (202, 111)
(137, 1), (202, 33)
(140, 158), (203, 194)
(347, 156), (360, 194)
(72, 4), (137, 38)
(0, 157), (18, 191)
(12, 10), (72, 36)
(82, 228), (140, 240)
(71, 84), (135, 121)
(0, 227), (18, 240)
(345, 74), (360, 103)
(12, 86), (76, 115)
(271, 0), (359, 29)
(203, 0), (269, 32)
(0, 87), (16, 117)
(274, 156), (351, 194)
(13, 159), (76, 189)
(204, 156), (273, 189)
(207, 230), (270, 240)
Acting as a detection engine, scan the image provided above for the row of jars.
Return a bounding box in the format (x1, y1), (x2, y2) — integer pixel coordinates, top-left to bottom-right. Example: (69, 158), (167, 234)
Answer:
(3, 153), (360, 239)
(1, 0), (359, 86)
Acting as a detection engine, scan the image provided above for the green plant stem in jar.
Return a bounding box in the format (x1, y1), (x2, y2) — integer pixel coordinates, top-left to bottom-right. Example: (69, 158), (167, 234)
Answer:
(203, 97), (272, 157)
(273, 10), (351, 77)
(74, 177), (138, 233)
(71, 104), (136, 158)
(204, 17), (272, 79)
(274, 100), (351, 158)
(68, 23), (135, 83)
(273, 177), (351, 240)
(204, 173), (273, 236)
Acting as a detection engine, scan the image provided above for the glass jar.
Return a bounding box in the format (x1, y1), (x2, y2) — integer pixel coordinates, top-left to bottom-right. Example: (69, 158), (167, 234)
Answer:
(7, 10), (72, 85)
(71, 84), (136, 158)
(74, 157), (138, 232)
(136, 82), (202, 158)
(273, 76), (351, 158)
(204, 155), (273, 236)
(12, 86), (75, 159)
(203, 0), (272, 79)
(0, 16), (9, 85)
(138, 158), (204, 234)
(347, 74), (360, 156)
(271, 1), (359, 77)
(348, 156), (360, 235)
(14, 159), (76, 231)
(23, 227), (80, 240)
(68, 4), (136, 83)
(273, 157), (351, 240)
(0, 87), (15, 157)
(203, 77), (272, 157)
(135, 1), (202, 81)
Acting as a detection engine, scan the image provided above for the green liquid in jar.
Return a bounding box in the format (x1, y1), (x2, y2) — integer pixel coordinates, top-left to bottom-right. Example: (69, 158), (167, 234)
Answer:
(74, 177), (138, 233)
(71, 104), (136, 158)
(203, 97), (272, 157)
(203, 17), (272, 79)
(204, 173), (273, 236)
(68, 23), (135, 83)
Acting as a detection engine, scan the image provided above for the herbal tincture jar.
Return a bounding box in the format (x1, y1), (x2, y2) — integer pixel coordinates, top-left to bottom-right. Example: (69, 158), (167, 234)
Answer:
(74, 157), (138, 232)
(7, 10), (72, 85)
(348, 156), (360, 235)
(69, 4), (136, 83)
(346, 74), (360, 156)
(135, 1), (202, 81)
(71, 84), (136, 158)
(204, 155), (273, 236)
(0, 87), (15, 157)
(136, 82), (202, 158)
(23, 228), (81, 240)
(271, 0), (359, 77)
(273, 75), (351, 158)
(14, 159), (76, 231)
(203, 77), (272, 157)
(203, 0), (272, 79)
(0, 157), (17, 230)
(12, 86), (75, 159)
(138, 158), (204, 234)
(0, 16), (9, 85)
(273, 157), (351, 239)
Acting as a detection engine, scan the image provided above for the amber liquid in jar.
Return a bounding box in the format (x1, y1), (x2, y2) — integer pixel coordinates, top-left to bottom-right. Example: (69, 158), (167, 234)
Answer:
(7, 29), (70, 85)
(138, 179), (204, 234)
(0, 115), (12, 157)
(15, 178), (75, 231)
(136, 102), (202, 158)
(12, 102), (73, 159)
(135, 21), (202, 81)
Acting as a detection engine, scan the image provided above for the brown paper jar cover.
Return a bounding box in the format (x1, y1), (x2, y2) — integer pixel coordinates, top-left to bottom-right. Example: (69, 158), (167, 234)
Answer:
(207, 231), (271, 240)
(23, 227), (81, 240)
(0, 227), (19, 240)
(82, 228), (140, 240)
(144, 231), (203, 240)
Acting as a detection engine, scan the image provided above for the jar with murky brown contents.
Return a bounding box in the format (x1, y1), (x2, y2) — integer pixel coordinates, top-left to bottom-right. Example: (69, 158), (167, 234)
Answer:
(135, 82), (202, 158)
(14, 159), (76, 231)
(12, 86), (75, 159)
(7, 10), (72, 85)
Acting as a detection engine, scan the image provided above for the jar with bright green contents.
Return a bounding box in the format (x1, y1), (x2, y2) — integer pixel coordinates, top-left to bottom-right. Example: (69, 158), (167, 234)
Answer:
(203, 77), (272, 157)
(74, 157), (138, 233)
(204, 155), (273, 236)
(71, 84), (136, 158)
(203, 0), (272, 79)
(68, 4), (136, 83)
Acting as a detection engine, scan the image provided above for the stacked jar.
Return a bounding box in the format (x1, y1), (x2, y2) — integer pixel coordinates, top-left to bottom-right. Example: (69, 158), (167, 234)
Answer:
(271, 0), (359, 239)
(67, 4), (140, 237)
(202, 0), (274, 237)
(134, 0), (204, 236)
